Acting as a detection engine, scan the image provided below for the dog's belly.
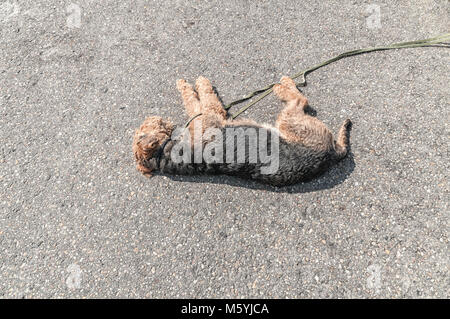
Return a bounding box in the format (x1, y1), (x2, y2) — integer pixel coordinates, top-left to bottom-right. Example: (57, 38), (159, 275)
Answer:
(162, 125), (337, 186)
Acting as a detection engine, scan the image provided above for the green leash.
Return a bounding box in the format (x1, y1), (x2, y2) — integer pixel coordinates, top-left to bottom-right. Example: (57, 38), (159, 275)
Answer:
(225, 33), (450, 119)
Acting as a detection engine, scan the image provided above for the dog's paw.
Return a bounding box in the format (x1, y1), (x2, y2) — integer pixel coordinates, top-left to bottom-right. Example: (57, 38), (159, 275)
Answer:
(272, 83), (285, 97)
(280, 76), (297, 90)
(176, 79), (188, 91)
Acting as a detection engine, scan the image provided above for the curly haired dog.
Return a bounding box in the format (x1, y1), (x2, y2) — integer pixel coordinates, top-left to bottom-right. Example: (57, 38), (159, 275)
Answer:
(132, 76), (352, 186)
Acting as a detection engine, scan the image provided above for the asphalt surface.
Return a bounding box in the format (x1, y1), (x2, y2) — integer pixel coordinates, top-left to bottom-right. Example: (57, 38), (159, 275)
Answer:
(0, 0), (449, 298)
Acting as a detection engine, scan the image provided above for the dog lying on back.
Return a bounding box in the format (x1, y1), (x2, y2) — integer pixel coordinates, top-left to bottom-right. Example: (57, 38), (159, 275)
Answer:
(132, 76), (352, 186)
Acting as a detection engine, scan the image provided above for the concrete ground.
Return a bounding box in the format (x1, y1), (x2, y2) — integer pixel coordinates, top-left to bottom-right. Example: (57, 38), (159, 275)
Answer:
(0, 0), (448, 298)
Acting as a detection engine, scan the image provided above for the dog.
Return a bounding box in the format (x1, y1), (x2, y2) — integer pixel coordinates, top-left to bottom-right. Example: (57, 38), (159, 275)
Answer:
(132, 76), (352, 186)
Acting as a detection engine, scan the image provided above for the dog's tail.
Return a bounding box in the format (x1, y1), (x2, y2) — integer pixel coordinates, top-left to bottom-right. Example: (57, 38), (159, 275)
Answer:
(334, 119), (352, 160)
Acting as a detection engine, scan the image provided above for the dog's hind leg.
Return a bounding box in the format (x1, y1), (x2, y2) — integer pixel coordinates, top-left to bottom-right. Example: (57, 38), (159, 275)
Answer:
(176, 79), (203, 117)
(274, 76), (334, 151)
(273, 76), (308, 111)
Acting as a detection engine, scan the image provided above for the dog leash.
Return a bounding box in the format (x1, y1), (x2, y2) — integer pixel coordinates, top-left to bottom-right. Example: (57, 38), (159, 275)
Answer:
(159, 32), (449, 164)
(224, 33), (450, 119)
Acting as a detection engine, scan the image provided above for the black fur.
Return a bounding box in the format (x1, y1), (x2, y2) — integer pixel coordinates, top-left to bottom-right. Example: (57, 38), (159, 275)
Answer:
(150, 125), (347, 186)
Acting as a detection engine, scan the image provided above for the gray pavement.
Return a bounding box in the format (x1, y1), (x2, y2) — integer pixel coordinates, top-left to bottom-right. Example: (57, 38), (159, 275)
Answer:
(0, 0), (449, 298)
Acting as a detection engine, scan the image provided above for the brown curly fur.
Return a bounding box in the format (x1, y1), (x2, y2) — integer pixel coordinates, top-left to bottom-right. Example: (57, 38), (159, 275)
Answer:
(132, 76), (352, 185)
(132, 116), (174, 176)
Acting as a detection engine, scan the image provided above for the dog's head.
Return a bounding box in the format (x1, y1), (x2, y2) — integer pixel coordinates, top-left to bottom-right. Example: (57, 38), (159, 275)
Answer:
(132, 116), (174, 176)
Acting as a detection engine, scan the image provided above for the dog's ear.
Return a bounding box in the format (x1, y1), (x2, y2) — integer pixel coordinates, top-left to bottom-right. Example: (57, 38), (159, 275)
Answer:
(132, 133), (160, 178)
(134, 134), (159, 158)
(139, 135), (159, 156)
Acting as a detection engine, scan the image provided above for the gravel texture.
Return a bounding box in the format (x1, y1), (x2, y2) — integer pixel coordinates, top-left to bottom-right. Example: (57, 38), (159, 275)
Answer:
(0, 0), (449, 298)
